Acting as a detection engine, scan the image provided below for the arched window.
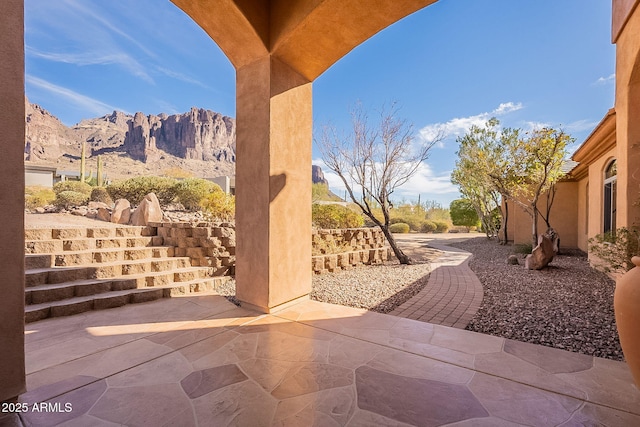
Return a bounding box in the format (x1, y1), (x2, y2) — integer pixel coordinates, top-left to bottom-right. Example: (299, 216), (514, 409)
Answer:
(604, 160), (617, 233)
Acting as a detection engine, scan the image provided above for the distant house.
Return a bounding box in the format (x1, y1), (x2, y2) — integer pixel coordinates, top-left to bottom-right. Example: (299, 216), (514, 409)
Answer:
(24, 164), (57, 187)
(55, 170), (82, 183)
(208, 175), (235, 195)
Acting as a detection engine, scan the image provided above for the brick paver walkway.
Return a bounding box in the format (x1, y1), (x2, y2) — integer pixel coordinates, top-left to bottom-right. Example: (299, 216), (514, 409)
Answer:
(390, 241), (483, 329)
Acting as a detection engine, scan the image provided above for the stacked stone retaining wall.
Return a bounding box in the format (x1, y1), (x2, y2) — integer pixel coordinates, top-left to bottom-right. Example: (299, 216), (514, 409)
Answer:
(150, 222), (236, 277)
(311, 228), (392, 274)
(150, 223), (391, 276)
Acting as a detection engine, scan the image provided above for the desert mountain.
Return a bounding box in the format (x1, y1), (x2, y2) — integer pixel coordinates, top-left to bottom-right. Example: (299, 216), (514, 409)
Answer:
(25, 101), (335, 188)
(24, 100), (236, 179)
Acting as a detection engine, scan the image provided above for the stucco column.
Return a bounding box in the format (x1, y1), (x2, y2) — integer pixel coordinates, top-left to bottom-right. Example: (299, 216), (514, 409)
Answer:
(614, 0), (640, 227)
(235, 56), (312, 312)
(0, 0), (26, 403)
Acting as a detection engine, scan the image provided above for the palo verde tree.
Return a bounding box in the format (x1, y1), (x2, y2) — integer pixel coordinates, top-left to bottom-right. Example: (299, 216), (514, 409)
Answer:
(452, 118), (515, 241)
(317, 103), (441, 264)
(508, 127), (573, 246)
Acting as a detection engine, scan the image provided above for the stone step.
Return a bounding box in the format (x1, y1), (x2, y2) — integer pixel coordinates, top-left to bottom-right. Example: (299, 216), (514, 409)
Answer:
(24, 266), (217, 305)
(25, 254), (54, 270)
(24, 226), (157, 241)
(25, 257), (195, 286)
(52, 246), (174, 267)
(25, 277), (138, 305)
(24, 277), (228, 323)
(25, 236), (159, 254)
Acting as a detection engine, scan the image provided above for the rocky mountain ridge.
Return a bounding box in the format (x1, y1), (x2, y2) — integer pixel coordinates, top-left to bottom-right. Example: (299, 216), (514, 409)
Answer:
(25, 101), (332, 187)
(24, 100), (236, 178)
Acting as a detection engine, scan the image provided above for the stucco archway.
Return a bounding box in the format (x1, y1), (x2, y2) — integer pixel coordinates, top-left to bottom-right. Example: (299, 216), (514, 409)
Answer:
(169, 0), (438, 312)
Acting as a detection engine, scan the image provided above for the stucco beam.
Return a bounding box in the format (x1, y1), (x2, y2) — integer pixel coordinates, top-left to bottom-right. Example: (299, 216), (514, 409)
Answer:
(170, 0), (269, 69)
(270, 0), (437, 80)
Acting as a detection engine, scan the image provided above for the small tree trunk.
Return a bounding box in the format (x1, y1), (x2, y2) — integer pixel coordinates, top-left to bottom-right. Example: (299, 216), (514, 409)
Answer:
(380, 225), (412, 265)
(502, 201), (509, 245)
(532, 206), (539, 247)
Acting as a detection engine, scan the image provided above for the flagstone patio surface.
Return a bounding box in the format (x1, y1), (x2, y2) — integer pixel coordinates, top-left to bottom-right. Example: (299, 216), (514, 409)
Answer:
(6, 292), (638, 426)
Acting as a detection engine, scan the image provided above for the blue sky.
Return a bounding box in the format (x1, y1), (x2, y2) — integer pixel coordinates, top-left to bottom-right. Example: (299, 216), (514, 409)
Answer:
(25, 0), (615, 207)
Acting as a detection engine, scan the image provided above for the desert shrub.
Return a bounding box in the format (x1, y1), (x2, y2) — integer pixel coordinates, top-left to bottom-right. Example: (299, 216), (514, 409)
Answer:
(389, 222), (410, 233)
(589, 227), (640, 273)
(25, 186), (56, 209)
(433, 220), (450, 233)
(53, 181), (92, 196)
(90, 187), (113, 205)
(107, 176), (177, 206)
(420, 220), (437, 233)
(312, 204), (364, 229)
(200, 191), (235, 221)
(173, 178), (222, 211)
(53, 191), (89, 209)
(449, 199), (480, 229)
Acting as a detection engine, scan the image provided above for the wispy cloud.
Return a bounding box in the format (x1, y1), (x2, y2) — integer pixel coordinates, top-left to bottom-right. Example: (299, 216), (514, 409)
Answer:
(564, 119), (600, 133)
(27, 46), (154, 84)
(523, 121), (551, 131)
(418, 102), (524, 144)
(63, 0), (158, 59)
(594, 74), (615, 85)
(312, 159), (458, 204)
(26, 75), (125, 117)
(156, 67), (211, 90)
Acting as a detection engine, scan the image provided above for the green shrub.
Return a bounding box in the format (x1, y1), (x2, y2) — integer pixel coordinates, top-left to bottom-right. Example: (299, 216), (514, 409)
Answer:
(90, 187), (113, 205)
(25, 186), (56, 209)
(174, 178), (222, 211)
(200, 191), (235, 221)
(312, 204), (364, 229)
(433, 220), (450, 233)
(420, 220), (437, 233)
(449, 199), (480, 229)
(389, 223), (410, 233)
(389, 211), (423, 231)
(107, 176), (177, 206)
(53, 191), (89, 209)
(589, 227), (640, 273)
(53, 181), (92, 196)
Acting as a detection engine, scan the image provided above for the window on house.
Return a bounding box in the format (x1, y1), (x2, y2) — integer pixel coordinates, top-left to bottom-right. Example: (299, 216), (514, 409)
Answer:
(603, 160), (617, 233)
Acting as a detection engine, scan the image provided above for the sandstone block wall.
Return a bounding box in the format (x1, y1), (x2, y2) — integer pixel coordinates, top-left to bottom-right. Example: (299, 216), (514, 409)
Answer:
(150, 222), (236, 277)
(311, 228), (391, 274)
(150, 224), (390, 276)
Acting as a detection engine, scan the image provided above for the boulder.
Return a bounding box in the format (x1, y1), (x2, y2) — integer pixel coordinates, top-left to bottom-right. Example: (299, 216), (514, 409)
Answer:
(507, 255), (519, 265)
(96, 207), (111, 222)
(111, 199), (131, 224)
(130, 193), (163, 226)
(525, 234), (556, 270)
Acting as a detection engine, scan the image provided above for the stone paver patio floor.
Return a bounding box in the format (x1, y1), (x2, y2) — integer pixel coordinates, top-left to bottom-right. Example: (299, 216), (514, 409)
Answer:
(8, 292), (640, 426)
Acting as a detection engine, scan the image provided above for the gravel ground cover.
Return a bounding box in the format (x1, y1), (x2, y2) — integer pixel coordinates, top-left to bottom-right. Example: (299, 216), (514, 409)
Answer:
(449, 237), (623, 361)
(216, 258), (436, 314)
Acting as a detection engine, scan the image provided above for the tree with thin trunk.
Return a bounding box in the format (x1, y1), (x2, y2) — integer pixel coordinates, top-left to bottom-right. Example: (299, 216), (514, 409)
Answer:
(452, 118), (517, 242)
(506, 127), (572, 246)
(317, 103), (441, 264)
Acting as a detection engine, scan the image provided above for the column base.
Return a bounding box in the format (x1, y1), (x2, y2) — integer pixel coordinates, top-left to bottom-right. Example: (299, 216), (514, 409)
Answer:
(239, 294), (310, 314)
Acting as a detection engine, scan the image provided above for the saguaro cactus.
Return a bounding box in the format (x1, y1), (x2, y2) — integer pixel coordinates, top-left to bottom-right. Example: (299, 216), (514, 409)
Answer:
(80, 141), (86, 183)
(97, 155), (104, 187)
